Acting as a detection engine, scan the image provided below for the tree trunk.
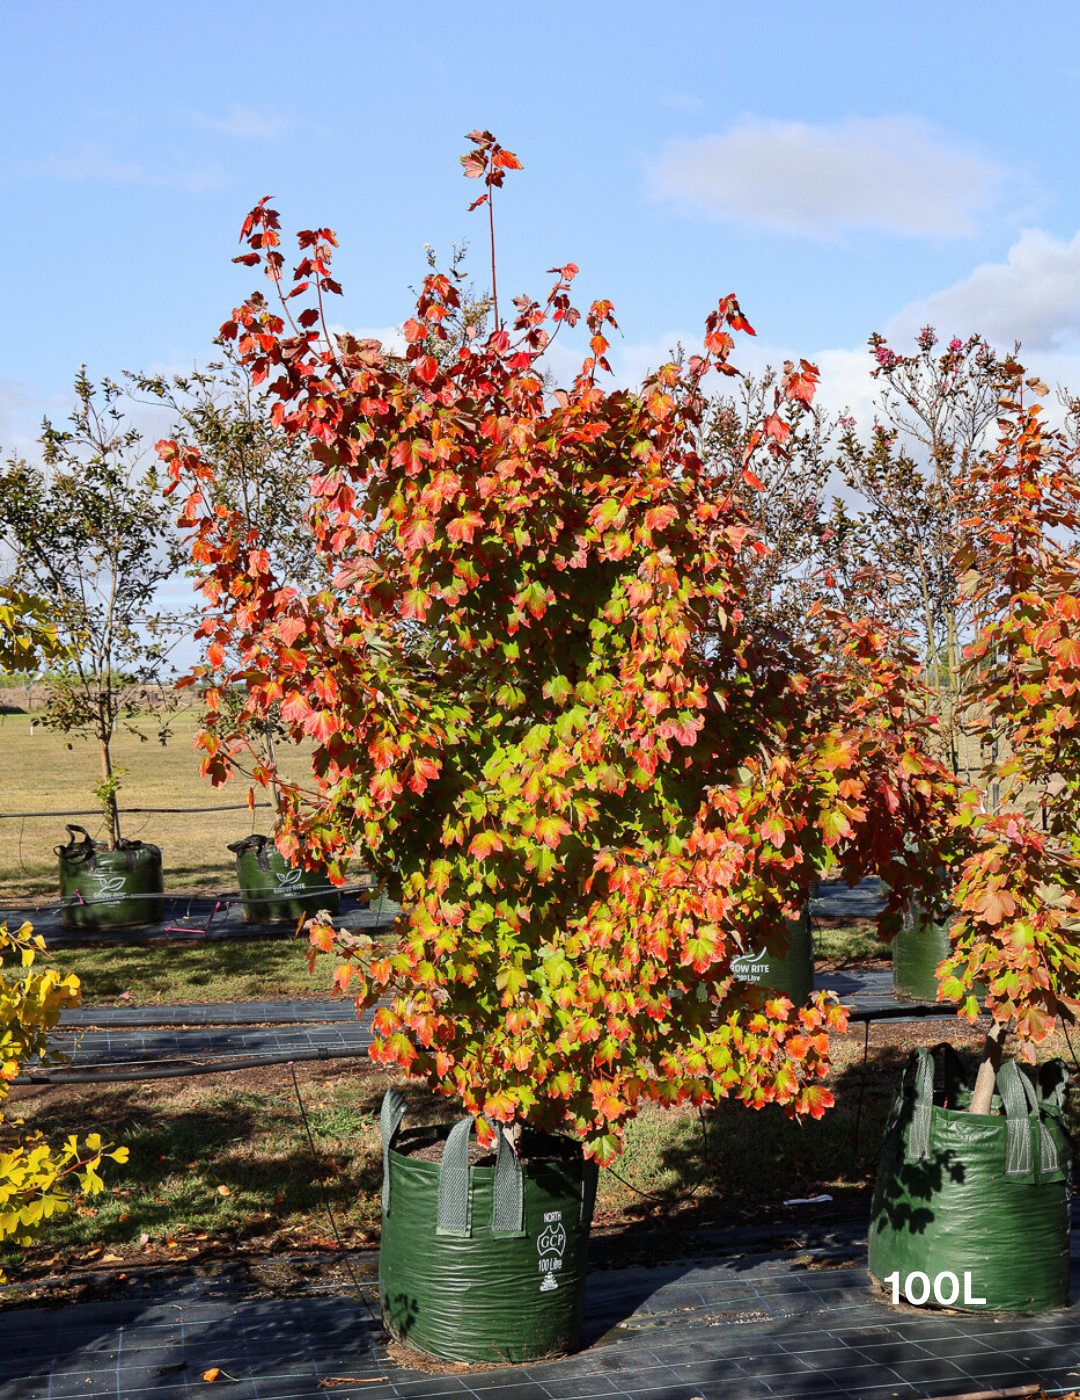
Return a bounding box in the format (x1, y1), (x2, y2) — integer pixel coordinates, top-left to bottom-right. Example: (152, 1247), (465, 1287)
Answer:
(969, 1019), (1009, 1115)
(99, 735), (120, 850)
(264, 725), (283, 815)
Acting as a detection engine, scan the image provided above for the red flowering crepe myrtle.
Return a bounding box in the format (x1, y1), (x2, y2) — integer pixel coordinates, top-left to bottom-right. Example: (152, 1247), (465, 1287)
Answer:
(161, 144), (964, 1161)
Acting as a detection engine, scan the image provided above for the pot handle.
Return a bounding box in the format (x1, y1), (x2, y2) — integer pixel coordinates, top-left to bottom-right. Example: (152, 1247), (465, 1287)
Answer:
(907, 1046), (936, 1161)
(580, 1156), (599, 1227)
(380, 1089), (408, 1216)
(997, 1058), (1062, 1180)
(907, 1047), (1063, 1180)
(55, 824), (95, 859)
(436, 1117), (525, 1238)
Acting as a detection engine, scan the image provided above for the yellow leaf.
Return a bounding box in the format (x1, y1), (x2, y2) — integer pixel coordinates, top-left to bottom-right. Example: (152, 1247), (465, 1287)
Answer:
(202, 1368), (221, 1383)
(217, 1185), (231, 1197)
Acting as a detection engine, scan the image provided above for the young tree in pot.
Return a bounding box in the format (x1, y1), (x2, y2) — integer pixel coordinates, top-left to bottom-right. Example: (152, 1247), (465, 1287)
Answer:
(0, 371), (188, 929)
(831, 331), (1024, 1001)
(868, 373), (1080, 1313)
(161, 137), (965, 1363)
(221, 700), (343, 924)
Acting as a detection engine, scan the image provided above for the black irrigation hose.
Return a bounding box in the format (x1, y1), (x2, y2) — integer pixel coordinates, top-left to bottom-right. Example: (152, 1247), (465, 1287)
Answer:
(603, 1105), (712, 1205)
(846, 1004), (979, 1023)
(0, 804), (276, 819)
(1061, 1019), (1080, 1080)
(15, 1003), (967, 1091)
(287, 1060), (381, 1324)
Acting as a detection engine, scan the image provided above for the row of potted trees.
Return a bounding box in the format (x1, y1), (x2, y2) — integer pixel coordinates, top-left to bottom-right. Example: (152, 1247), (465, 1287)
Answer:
(56, 825), (340, 930)
(22, 133), (1078, 1360)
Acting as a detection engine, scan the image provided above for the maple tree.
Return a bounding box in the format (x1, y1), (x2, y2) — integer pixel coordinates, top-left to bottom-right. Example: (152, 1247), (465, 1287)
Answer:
(941, 372), (1080, 1111)
(161, 134), (967, 1162)
(833, 330), (1023, 783)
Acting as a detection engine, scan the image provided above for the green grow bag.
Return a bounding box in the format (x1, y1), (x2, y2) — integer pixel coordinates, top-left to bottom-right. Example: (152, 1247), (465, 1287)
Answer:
(378, 1090), (597, 1364)
(892, 903), (954, 1002)
(892, 902), (987, 1004)
(869, 1044), (1071, 1312)
(730, 906), (814, 1004)
(57, 824), (163, 931)
(228, 834), (340, 924)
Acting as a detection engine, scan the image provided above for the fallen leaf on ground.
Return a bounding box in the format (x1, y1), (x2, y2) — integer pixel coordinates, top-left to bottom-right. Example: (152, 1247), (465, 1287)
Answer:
(317, 1381), (388, 1389)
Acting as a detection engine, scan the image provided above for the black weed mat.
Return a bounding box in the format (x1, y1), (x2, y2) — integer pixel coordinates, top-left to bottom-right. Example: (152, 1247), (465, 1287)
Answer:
(0, 888), (397, 949)
(2, 1219), (1080, 1399)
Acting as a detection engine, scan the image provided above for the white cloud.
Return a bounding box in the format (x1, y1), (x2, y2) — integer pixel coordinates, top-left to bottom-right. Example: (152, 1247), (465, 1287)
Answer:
(184, 104), (293, 140)
(888, 228), (1080, 353)
(9, 143), (220, 193)
(648, 116), (1006, 238)
(329, 323), (408, 357)
(0, 378), (71, 460)
(659, 91), (705, 114)
(34, 146), (145, 183)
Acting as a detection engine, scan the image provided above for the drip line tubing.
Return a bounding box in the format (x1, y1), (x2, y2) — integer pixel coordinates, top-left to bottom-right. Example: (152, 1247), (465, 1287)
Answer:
(0, 803), (276, 819)
(58, 882), (371, 911)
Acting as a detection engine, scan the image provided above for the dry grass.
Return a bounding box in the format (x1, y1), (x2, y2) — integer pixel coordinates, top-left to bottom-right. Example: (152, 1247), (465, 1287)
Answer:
(43, 936), (345, 1005)
(0, 706), (321, 900)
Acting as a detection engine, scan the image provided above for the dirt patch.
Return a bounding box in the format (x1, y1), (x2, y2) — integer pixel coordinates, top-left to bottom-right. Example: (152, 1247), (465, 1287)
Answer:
(383, 1339), (520, 1375)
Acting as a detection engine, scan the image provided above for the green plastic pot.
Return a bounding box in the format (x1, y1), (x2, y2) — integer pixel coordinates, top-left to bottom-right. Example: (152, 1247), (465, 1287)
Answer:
(730, 906), (814, 1004)
(228, 834), (340, 924)
(869, 1044), (1071, 1312)
(893, 902), (954, 1002)
(378, 1090), (597, 1364)
(892, 902), (987, 1004)
(57, 824), (163, 931)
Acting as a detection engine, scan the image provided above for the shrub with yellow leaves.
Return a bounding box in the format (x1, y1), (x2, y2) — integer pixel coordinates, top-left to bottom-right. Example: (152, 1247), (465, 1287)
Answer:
(0, 922), (127, 1276)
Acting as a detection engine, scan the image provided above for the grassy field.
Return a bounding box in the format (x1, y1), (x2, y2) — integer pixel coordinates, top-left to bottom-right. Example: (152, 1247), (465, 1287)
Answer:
(813, 917), (891, 964)
(0, 707), (323, 900)
(44, 936), (344, 1004)
(32, 920), (879, 1007)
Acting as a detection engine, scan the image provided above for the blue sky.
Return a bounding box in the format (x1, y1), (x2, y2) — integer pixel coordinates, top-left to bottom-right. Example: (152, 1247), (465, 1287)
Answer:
(4, 0), (1080, 448)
